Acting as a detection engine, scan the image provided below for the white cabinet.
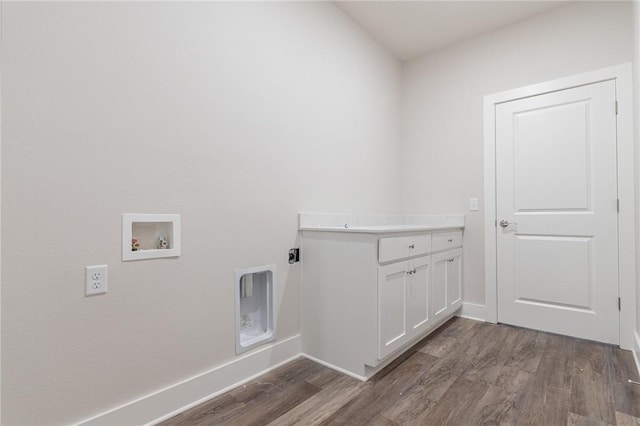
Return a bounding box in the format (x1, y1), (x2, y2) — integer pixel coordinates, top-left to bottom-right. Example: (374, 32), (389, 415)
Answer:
(378, 256), (431, 359)
(432, 248), (463, 323)
(301, 227), (463, 380)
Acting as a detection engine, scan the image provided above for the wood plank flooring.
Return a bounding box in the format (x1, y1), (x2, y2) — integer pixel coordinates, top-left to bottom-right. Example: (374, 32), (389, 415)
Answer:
(160, 318), (640, 426)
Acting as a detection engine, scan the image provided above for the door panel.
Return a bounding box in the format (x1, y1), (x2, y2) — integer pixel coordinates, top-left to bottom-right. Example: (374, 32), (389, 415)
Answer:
(446, 249), (462, 308)
(496, 80), (619, 344)
(378, 261), (407, 359)
(514, 100), (591, 211)
(515, 235), (592, 310)
(431, 252), (448, 322)
(407, 257), (430, 335)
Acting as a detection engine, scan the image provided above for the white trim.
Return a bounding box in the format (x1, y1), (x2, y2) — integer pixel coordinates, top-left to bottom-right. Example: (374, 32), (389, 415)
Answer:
(301, 353), (367, 382)
(633, 331), (640, 378)
(615, 65), (636, 351)
(483, 90), (498, 324)
(483, 63), (636, 350)
(458, 302), (486, 322)
(75, 335), (301, 426)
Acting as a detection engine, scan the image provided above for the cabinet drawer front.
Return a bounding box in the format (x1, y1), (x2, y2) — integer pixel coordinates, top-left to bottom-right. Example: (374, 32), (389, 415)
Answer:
(432, 231), (462, 252)
(379, 234), (431, 263)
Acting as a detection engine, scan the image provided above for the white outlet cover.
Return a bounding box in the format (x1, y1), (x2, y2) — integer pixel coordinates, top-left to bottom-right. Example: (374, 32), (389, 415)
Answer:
(469, 197), (479, 211)
(85, 265), (108, 296)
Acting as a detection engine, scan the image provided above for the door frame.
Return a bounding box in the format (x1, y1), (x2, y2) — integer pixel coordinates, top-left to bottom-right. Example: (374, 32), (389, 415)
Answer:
(483, 63), (635, 350)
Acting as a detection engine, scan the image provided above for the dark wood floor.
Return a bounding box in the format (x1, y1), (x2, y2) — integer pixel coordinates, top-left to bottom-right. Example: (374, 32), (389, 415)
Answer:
(161, 318), (640, 426)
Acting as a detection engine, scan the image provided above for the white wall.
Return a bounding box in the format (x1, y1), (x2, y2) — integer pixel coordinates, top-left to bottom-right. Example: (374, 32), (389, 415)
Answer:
(401, 1), (633, 305)
(1, 3), (401, 424)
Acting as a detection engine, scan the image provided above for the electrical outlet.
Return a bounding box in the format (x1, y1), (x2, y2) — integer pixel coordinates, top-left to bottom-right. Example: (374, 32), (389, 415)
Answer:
(85, 265), (108, 296)
(288, 248), (300, 264)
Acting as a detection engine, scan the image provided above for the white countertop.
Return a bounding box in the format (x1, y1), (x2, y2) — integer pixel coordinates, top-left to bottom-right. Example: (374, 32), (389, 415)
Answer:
(299, 213), (464, 233)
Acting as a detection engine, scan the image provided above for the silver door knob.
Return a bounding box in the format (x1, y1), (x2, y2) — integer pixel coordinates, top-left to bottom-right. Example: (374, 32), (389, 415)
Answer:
(499, 220), (517, 228)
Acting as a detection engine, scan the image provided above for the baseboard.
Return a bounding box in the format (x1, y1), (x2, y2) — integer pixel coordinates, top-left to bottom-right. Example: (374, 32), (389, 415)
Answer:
(633, 331), (640, 378)
(76, 334), (302, 426)
(458, 302), (486, 322)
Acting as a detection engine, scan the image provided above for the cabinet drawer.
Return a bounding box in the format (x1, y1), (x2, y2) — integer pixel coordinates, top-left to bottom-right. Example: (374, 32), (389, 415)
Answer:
(379, 234), (431, 263)
(432, 230), (462, 252)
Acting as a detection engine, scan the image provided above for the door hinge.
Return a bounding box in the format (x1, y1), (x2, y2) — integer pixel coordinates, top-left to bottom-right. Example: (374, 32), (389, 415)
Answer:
(617, 198), (620, 213)
(618, 297), (621, 311)
(494, 219), (497, 228)
(615, 101), (619, 115)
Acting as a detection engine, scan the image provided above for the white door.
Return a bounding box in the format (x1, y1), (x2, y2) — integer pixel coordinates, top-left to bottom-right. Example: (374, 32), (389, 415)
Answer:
(496, 80), (619, 344)
(432, 249), (463, 323)
(431, 252), (449, 323)
(406, 256), (430, 336)
(446, 248), (462, 310)
(378, 261), (408, 359)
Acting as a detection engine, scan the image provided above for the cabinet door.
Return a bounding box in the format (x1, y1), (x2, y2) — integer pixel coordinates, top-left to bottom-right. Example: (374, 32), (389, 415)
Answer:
(407, 256), (431, 337)
(446, 248), (463, 310)
(378, 261), (409, 359)
(431, 251), (449, 323)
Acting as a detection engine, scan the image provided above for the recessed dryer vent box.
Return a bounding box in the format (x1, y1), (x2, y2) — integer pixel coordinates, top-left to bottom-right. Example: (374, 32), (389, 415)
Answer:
(235, 264), (277, 354)
(122, 214), (181, 261)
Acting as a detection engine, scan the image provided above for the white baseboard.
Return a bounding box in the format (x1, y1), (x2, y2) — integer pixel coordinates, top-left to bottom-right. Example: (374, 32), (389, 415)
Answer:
(76, 335), (302, 426)
(633, 331), (640, 378)
(458, 302), (486, 322)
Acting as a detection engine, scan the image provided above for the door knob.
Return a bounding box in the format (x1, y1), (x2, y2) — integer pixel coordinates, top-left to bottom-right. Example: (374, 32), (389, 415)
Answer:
(499, 220), (517, 228)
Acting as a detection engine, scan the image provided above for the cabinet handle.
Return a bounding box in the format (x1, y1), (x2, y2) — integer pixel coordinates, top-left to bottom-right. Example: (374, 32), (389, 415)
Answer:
(409, 244), (415, 249)
(448, 239), (453, 242)
(406, 269), (416, 275)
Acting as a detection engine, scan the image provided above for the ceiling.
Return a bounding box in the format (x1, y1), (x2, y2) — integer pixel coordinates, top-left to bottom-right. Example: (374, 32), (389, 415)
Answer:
(334, 1), (571, 61)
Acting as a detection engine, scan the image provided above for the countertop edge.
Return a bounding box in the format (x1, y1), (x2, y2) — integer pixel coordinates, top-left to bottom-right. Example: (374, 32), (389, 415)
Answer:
(299, 224), (464, 234)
